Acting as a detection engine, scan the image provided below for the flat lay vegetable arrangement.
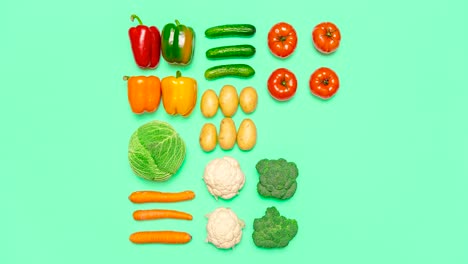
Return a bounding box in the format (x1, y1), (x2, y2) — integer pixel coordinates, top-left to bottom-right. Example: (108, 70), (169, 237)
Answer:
(124, 14), (342, 249)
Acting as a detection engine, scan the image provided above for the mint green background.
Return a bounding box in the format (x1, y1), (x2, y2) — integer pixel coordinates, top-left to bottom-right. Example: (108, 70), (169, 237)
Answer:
(2, 0), (467, 263)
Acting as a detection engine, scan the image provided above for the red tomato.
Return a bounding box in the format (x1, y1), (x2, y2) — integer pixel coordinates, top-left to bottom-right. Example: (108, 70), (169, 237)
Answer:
(312, 22), (341, 54)
(267, 68), (297, 101)
(268, 22), (298, 58)
(309, 67), (340, 99)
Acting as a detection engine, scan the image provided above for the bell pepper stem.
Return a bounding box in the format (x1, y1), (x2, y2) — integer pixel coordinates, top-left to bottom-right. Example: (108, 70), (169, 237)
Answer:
(123, 76), (130, 81)
(176, 71), (182, 78)
(175, 19), (181, 27)
(130, 14), (143, 25)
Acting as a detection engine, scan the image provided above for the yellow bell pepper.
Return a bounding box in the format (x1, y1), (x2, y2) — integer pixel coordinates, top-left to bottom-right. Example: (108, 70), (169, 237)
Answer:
(161, 71), (197, 117)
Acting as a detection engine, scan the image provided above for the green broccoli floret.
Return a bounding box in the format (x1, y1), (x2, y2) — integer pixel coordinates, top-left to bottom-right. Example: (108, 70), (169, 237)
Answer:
(252, 206), (298, 248)
(256, 158), (298, 199)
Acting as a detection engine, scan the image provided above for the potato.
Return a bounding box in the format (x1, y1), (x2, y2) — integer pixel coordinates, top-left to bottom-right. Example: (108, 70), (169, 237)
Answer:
(200, 89), (219, 118)
(236, 119), (257, 151)
(218, 85), (239, 117)
(218, 118), (236, 150)
(199, 123), (217, 152)
(239, 86), (258, 114)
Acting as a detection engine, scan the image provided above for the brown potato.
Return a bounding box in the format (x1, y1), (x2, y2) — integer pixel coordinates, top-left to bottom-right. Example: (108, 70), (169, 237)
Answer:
(200, 89), (219, 118)
(236, 119), (257, 151)
(239, 86), (258, 114)
(218, 118), (236, 150)
(199, 123), (217, 152)
(218, 85), (239, 117)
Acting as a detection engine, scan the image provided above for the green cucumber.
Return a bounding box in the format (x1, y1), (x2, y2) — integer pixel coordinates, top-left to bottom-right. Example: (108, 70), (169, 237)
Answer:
(205, 64), (255, 80)
(205, 24), (256, 38)
(206, 45), (256, 59)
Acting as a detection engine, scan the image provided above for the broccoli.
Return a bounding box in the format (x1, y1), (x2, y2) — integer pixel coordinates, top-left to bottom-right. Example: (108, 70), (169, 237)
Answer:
(252, 206), (298, 248)
(256, 158), (298, 200)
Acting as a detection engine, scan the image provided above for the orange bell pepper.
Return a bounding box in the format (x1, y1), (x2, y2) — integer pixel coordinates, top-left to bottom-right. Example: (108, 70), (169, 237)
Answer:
(161, 71), (197, 117)
(124, 75), (161, 114)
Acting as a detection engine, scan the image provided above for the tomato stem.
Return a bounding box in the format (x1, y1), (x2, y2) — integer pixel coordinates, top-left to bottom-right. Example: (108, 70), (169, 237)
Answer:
(322, 78), (329, 85)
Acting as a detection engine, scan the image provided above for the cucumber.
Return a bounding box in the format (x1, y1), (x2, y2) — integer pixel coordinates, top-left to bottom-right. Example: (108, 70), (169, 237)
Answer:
(205, 64), (255, 80)
(206, 45), (256, 59)
(205, 24), (256, 38)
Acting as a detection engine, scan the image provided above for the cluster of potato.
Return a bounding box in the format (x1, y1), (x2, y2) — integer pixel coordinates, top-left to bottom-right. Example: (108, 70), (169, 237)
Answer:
(199, 85), (258, 152)
(200, 85), (257, 117)
(200, 118), (256, 151)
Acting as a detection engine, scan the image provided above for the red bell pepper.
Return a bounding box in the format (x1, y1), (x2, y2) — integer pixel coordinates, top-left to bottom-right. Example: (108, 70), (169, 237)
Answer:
(128, 14), (161, 69)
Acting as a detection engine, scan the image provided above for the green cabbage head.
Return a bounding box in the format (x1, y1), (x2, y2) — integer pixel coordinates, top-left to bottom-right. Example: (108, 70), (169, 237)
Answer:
(128, 120), (186, 181)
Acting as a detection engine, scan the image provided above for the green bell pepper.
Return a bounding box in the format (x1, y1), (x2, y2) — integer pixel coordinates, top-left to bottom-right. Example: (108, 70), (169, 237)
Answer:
(161, 20), (195, 65)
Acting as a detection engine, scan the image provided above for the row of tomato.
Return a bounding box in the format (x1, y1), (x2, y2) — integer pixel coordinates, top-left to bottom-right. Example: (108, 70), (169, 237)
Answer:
(268, 22), (341, 57)
(267, 67), (339, 101)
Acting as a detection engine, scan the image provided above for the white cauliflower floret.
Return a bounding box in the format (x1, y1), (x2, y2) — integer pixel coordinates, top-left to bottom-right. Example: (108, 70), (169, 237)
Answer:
(203, 156), (245, 199)
(206, 207), (245, 249)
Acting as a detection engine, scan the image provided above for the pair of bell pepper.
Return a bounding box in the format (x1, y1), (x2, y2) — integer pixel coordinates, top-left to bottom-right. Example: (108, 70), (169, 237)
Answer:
(129, 16), (195, 67)
(125, 71), (197, 117)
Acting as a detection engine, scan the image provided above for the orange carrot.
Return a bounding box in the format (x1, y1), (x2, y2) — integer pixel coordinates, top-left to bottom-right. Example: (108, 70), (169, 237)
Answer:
(128, 190), (195, 203)
(133, 209), (193, 221)
(129, 231), (192, 244)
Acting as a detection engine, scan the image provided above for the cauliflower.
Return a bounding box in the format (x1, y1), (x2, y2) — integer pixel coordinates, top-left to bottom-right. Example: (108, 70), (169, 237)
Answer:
(206, 207), (245, 249)
(203, 156), (245, 199)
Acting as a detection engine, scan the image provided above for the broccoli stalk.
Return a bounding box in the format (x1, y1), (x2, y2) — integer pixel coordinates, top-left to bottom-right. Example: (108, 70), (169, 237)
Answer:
(256, 158), (298, 200)
(252, 206), (298, 248)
